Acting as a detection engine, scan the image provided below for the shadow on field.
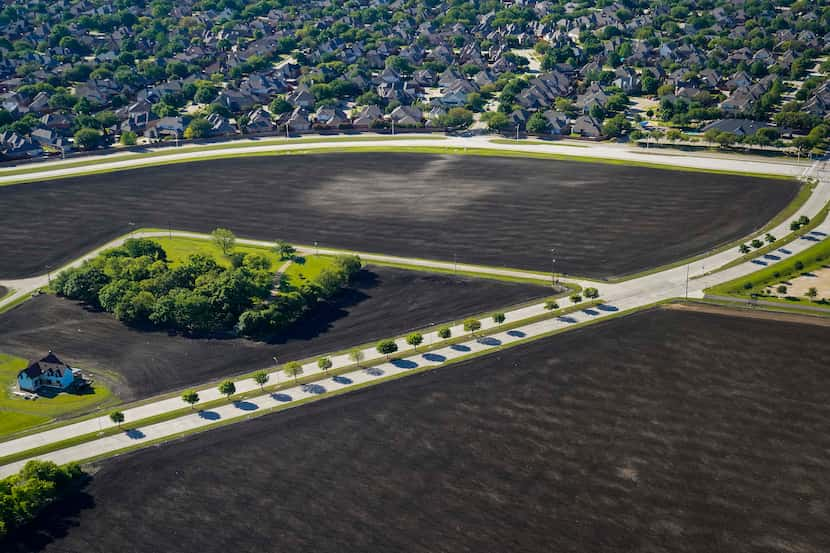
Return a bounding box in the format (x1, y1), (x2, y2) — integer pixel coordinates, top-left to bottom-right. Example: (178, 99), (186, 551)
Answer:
(2, 487), (95, 552)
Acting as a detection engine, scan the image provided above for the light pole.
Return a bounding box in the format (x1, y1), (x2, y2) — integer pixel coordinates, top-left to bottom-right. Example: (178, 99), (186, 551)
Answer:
(273, 356), (279, 384)
(685, 264), (690, 299)
(285, 122), (289, 138)
(314, 241), (319, 255)
(391, 118), (395, 136)
(550, 248), (556, 287)
(454, 253), (457, 274)
(516, 124), (520, 142)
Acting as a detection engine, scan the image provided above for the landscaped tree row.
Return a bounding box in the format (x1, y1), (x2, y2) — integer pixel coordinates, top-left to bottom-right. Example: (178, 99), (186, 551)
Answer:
(52, 238), (362, 338)
(0, 460), (86, 540)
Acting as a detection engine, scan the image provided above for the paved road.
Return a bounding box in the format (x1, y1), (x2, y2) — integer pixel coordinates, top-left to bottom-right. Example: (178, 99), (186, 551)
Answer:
(0, 156), (826, 474)
(0, 134), (808, 188)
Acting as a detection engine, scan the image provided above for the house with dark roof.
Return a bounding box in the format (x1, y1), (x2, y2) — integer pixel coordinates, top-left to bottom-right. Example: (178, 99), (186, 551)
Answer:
(17, 352), (84, 393)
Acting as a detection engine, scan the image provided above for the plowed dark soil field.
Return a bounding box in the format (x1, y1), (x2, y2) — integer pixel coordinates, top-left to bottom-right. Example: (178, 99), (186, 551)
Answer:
(0, 153), (797, 279)
(0, 266), (546, 400)
(6, 308), (830, 553)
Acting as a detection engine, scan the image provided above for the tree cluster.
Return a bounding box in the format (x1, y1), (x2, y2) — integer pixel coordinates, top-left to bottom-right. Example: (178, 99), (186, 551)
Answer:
(52, 238), (361, 339)
(0, 460), (85, 539)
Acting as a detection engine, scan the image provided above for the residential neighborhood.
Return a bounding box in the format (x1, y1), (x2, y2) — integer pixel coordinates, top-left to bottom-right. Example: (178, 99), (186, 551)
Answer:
(0, 0), (828, 160)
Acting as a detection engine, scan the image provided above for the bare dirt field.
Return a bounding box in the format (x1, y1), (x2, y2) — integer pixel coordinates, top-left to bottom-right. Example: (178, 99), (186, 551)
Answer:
(0, 286), (6, 299)
(764, 264), (830, 300)
(0, 265), (546, 400)
(6, 308), (830, 553)
(0, 153), (797, 279)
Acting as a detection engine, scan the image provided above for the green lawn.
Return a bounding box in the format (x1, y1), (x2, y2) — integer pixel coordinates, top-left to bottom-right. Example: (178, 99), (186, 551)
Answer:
(151, 236), (283, 268)
(281, 255), (337, 289)
(150, 236), (336, 285)
(0, 353), (116, 437)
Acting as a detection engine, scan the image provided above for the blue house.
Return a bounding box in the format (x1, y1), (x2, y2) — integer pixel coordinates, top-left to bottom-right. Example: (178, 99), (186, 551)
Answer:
(17, 352), (83, 393)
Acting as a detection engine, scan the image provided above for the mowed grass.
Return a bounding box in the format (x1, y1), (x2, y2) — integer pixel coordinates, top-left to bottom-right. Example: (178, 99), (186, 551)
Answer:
(0, 353), (116, 437)
(149, 236), (337, 285)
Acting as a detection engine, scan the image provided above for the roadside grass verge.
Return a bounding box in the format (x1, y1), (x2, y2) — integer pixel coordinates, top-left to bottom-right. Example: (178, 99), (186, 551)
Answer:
(705, 238), (830, 298)
(695, 297), (830, 319)
(0, 292), (32, 315)
(0, 135), (443, 181)
(0, 144), (794, 188)
(0, 353), (118, 437)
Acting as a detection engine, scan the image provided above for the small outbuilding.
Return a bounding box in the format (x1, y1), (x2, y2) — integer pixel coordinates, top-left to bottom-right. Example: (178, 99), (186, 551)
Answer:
(17, 351), (85, 393)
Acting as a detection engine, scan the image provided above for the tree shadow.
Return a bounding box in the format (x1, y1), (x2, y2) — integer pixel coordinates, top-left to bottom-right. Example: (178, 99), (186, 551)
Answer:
(597, 304), (619, 312)
(364, 366), (384, 376)
(301, 383), (326, 395)
(422, 353), (446, 363)
(450, 344), (471, 352)
(332, 375), (352, 385)
(391, 358), (418, 369)
(271, 393), (292, 402)
(558, 316), (577, 323)
(198, 410), (221, 420)
(751, 259), (768, 266)
(778, 248), (792, 254)
(477, 336), (501, 346)
(1, 483), (96, 552)
(582, 309), (599, 316)
(800, 235), (819, 242)
(507, 330), (526, 337)
(233, 400), (259, 411)
(124, 428), (145, 439)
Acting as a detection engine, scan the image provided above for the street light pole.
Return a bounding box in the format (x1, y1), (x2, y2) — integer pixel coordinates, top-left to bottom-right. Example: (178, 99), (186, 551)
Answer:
(550, 248), (556, 287)
(273, 356), (279, 384)
(516, 124), (520, 142)
(685, 264), (690, 299)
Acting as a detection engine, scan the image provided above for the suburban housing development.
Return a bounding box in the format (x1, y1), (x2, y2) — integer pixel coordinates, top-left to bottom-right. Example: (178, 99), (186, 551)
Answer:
(0, 1), (829, 552)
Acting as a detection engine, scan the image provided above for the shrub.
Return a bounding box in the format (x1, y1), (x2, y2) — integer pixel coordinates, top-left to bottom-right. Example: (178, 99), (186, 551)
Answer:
(570, 294), (583, 303)
(544, 300), (559, 310)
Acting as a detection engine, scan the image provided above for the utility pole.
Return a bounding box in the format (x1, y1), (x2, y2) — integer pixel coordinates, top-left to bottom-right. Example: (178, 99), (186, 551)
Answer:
(685, 264), (690, 299)
(516, 124), (520, 142)
(550, 248), (557, 287)
(391, 118), (395, 136)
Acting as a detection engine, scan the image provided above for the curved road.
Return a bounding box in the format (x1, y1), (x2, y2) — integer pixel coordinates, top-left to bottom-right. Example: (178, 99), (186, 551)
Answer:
(0, 153), (826, 474)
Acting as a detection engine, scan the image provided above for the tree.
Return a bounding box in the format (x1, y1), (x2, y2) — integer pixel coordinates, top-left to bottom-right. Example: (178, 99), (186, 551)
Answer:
(73, 127), (101, 150)
(765, 233), (776, 244)
(739, 243), (751, 254)
(777, 285), (788, 294)
(526, 111), (549, 134)
(218, 379), (236, 400)
(441, 107), (474, 128)
(437, 326), (451, 339)
(750, 239), (764, 249)
(483, 111), (511, 131)
(317, 357), (332, 373)
(109, 411), (125, 428)
(583, 287), (599, 299)
(184, 117), (211, 139)
(182, 390), (200, 409)
(211, 228), (236, 256)
(376, 339), (398, 359)
(544, 300), (559, 310)
(806, 287), (818, 301)
(120, 131), (137, 145)
(492, 312), (506, 325)
(463, 318), (481, 336)
(570, 294), (583, 303)
(406, 332), (423, 351)
(284, 361), (304, 383)
(253, 370), (269, 390)
(348, 348), (364, 367)
(269, 96), (292, 114)
(274, 240), (296, 260)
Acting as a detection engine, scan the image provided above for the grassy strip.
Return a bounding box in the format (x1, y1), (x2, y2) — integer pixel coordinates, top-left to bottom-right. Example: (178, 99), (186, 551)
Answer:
(706, 237), (830, 297)
(705, 200), (829, 275)
(0, 144), (794, 188)
(488, 138), (590, 148)
(0, 291), (34, 315)
(0, 135), (442, 180)
(0, 298), (600, 464)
